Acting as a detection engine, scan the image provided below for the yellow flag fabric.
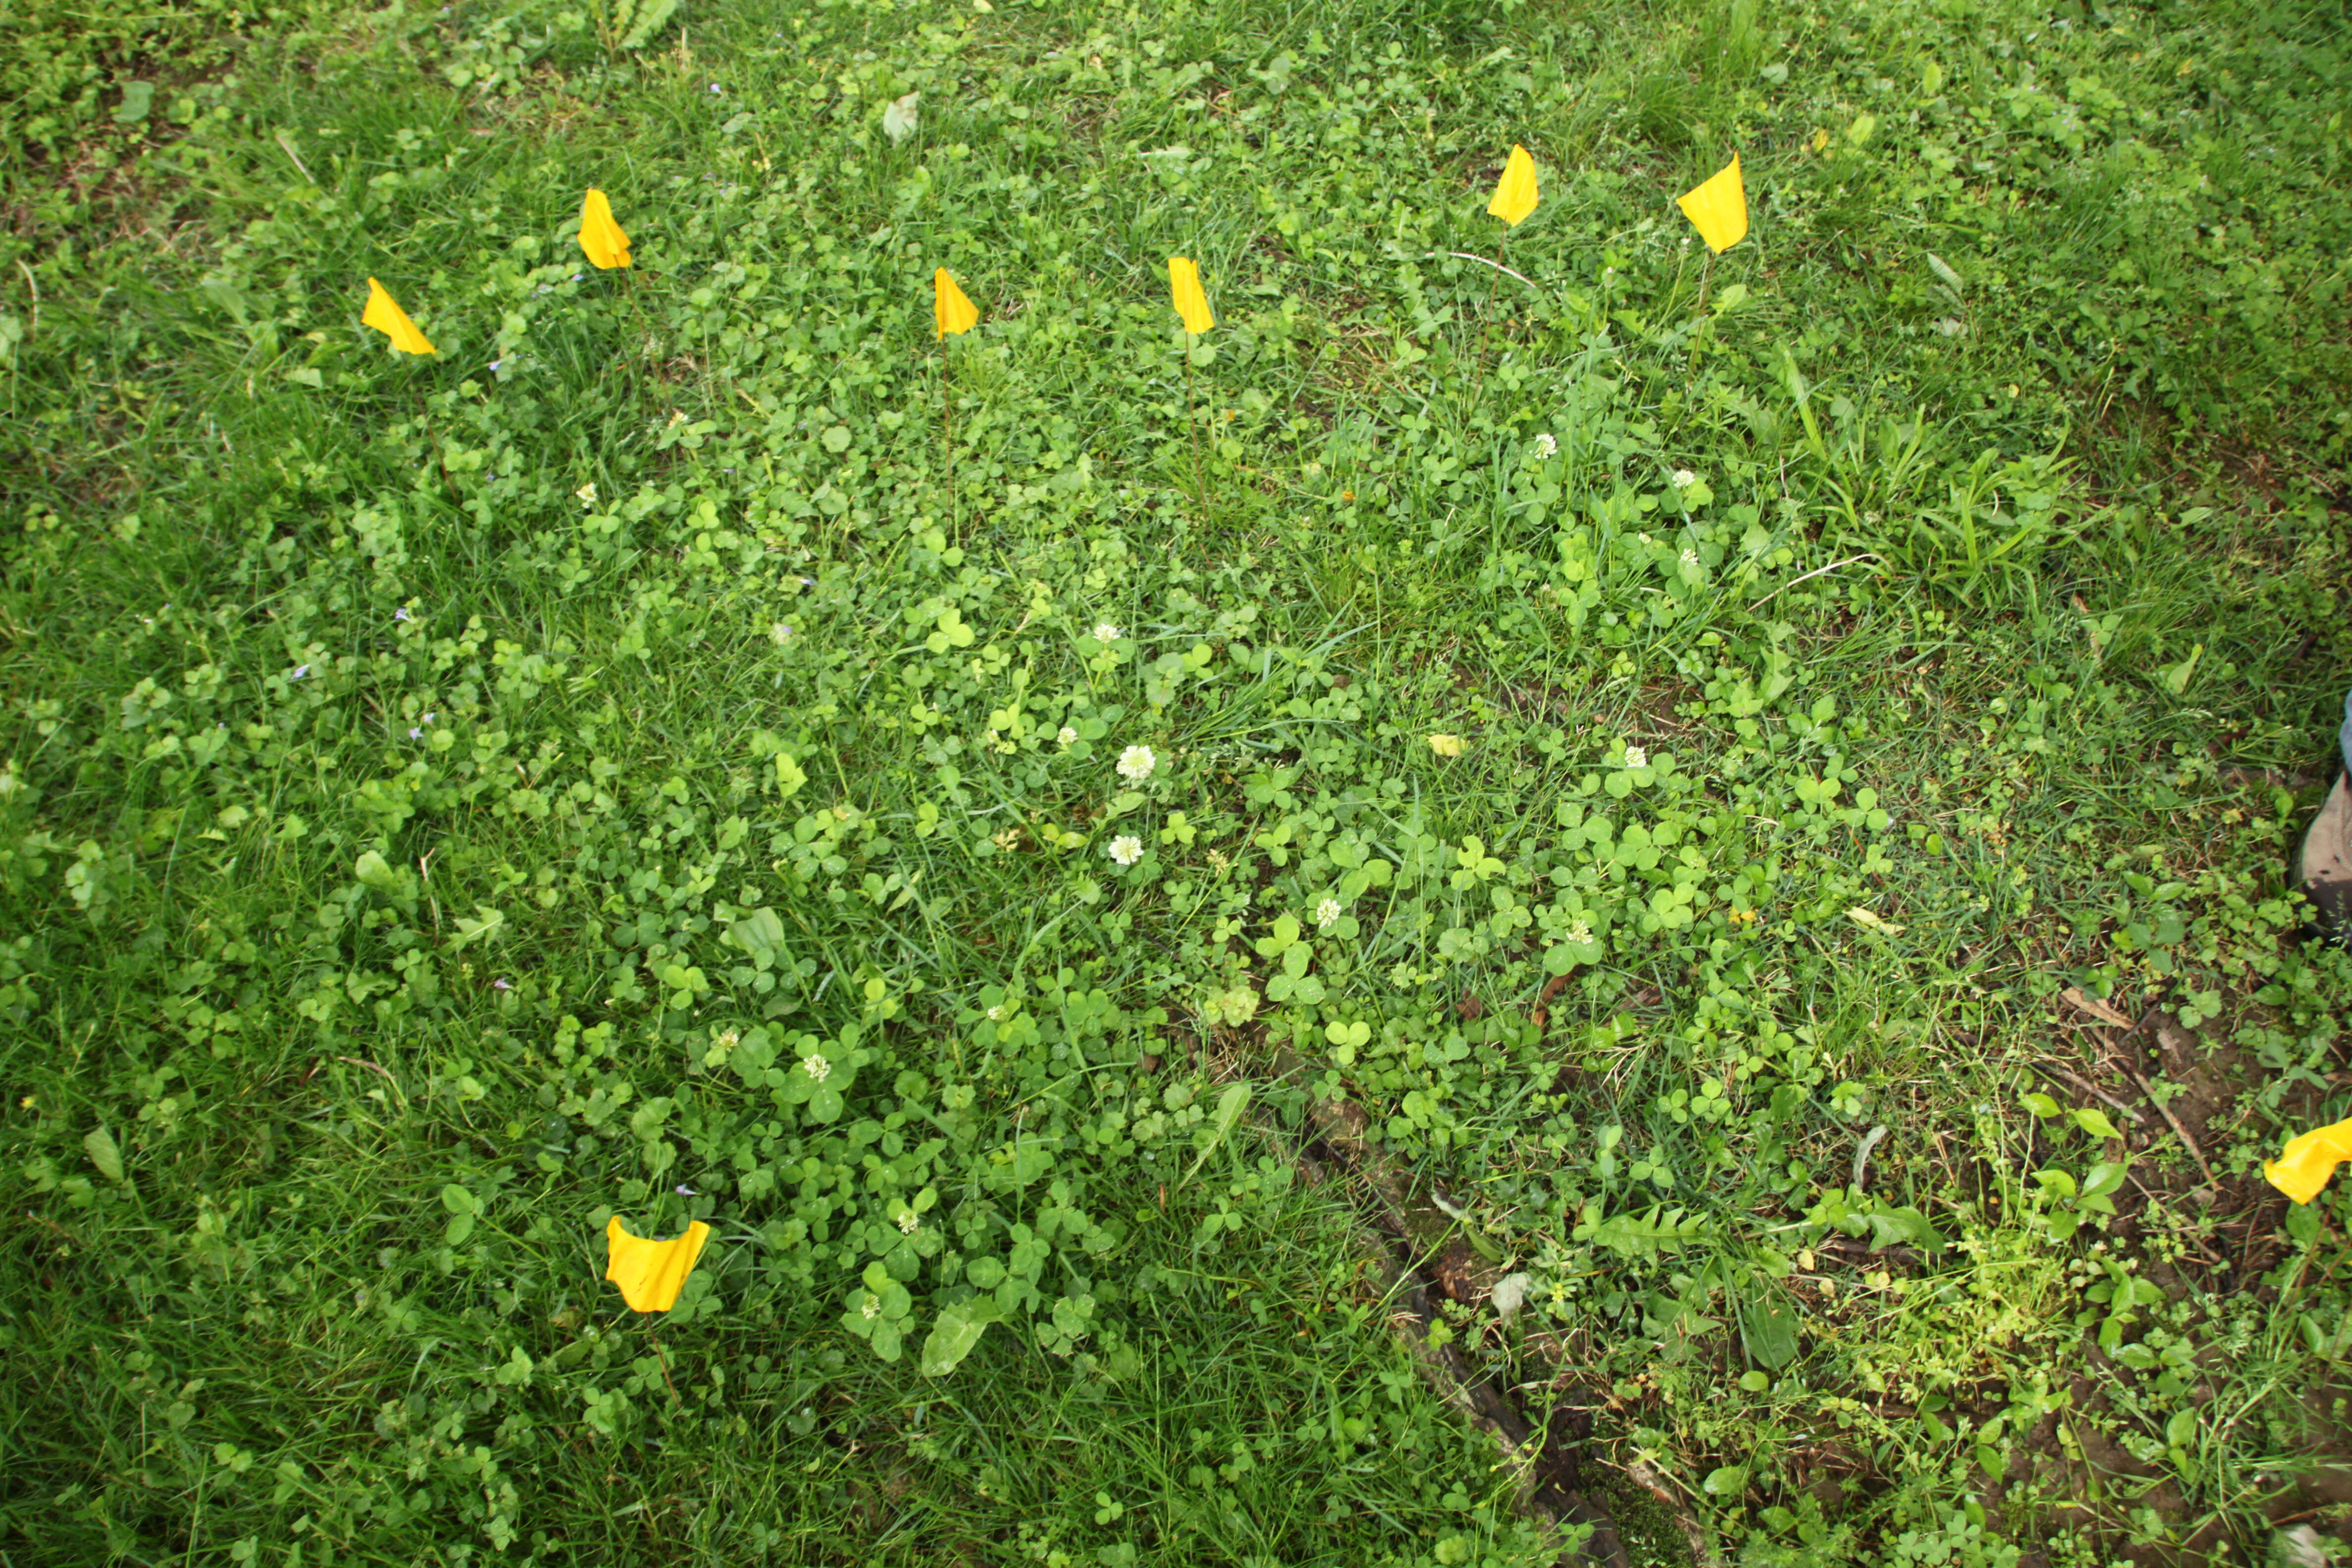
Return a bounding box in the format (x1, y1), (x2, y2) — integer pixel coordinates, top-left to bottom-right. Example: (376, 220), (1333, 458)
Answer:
(361, 278), (436, 355)
(604, 1216), (711, 1312)
(1486, 144), (1538, 227)
(934, 268), (980, 339)
(2265, 1116), (2352, 1205)
(579, 189), (631, 270)
(1676, 154), (1749, 253)
(1167, 256), (1214, 335)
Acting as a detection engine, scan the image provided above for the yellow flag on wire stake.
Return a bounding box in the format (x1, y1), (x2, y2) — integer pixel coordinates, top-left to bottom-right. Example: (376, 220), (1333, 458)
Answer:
(1676, 154), (1749, 253)
(604, 1216), (710, 1312)
(361, 278), (435, 355)
(1487, 144), (1538, 228)
(2265, 1116), (2352, 1205)
(934, 269), (979, 338)
(1165, 257), (1215, 505)
(1167, 256), (1214, 336)
(578, 189), (631, 270)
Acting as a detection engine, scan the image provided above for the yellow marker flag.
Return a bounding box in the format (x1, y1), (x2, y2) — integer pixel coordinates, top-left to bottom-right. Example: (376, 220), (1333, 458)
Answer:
(604, 1216), (711, 1312)
(934, 268), (979, 339)
(1486, 144), (1538, 227)
(1167, 256), (1214, 335)
(361, 278), (436, 355)
(1676, 154), (1749, 253)
(579, 189), (631, 270)
(2265, 1116), (2352, 1205)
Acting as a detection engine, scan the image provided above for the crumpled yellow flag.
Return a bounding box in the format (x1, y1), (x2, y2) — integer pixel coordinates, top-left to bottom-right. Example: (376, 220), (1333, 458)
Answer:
(934, 268), (979, 339)
(1487, 144), (1538, 227)
(578, 189), (631, 270)
(2265, 1116), (2352, 1205)
(361, 278), (436, 355)
(1676, 154), (1749, 253)
(604, 1216), (711, 1312)
(1167, 256), (1214, 336)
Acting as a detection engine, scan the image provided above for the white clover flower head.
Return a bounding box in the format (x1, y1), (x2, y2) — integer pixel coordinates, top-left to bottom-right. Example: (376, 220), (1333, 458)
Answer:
(1316, 897), (1343, 931)
(1057, 725), (1078, 746)
(1092, 621), (1120, 644)
(1680, 547), (1701, 570)
(575, 482), (597, 504)
(1533, 433), (1558, 459)
(1622, 745), (1648, 770)
(1568, 919), (1594, 945)
(717, 1029), (740, 1049)
(1116, 744), (1157, 783)
(1637, 532), (1654, 547)
(896, 1212), (920, 1234)
(1108, 834), (1144, 867)
(1671, 468), (1698, 490)
(986, 1004), (1004, 1022)
(861, 1292), (881, 1320)
(800, 1052), (832, 1083)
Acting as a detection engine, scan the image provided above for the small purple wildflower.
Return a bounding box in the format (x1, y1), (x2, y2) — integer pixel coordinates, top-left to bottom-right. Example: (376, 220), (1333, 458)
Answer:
(290, 665), (310, 679)
(675, 1184), (697, 1196)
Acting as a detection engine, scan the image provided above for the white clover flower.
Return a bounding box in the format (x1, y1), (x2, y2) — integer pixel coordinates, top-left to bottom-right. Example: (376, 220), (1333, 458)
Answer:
(717, 1030), (740, 1050)
(1108, 834), (1144, 867)
(1567, 919), (1593, 945)
(1057, 725), (1078, 746)
(1637, 532), (1654, 546)
(897, 1212), (920, 1234)
(1622, 745), (1648, 770)
(1092, 621), (1121, 644)
(1671, 468), (1698, 490)
(1532, 433), (1558, 459)
(986, 1005), (1004, 1022)
(1680, 547), (1701, 570)
(861, 1292), (881, 1320)
(1316, 898), (1343, 931)
(800, 1053), (831, 1082)
(575, 482), (597, 505)
(1116, 744), (1157, 783)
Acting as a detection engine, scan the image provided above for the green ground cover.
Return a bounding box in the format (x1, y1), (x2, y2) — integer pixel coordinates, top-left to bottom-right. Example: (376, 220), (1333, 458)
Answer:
(4, 0), (2352, 1563)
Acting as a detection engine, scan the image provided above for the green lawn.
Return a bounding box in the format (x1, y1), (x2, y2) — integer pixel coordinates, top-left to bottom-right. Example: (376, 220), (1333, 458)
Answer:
(4, 0), (2352, 1564)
